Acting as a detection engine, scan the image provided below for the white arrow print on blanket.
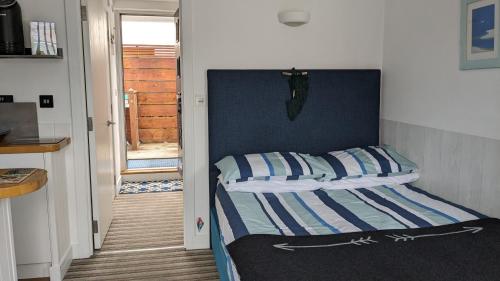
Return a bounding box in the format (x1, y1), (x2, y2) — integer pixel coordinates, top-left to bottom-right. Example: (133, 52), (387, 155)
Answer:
(273, 237), (378, 252)
(386, 226), (483, 242)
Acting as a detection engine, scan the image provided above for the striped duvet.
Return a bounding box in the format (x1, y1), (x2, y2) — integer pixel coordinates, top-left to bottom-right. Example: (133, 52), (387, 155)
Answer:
(215, 183), (485, 245)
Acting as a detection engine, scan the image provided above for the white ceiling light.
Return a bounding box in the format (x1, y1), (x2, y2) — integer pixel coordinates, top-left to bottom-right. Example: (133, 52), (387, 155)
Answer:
(278, 10), (310, 27)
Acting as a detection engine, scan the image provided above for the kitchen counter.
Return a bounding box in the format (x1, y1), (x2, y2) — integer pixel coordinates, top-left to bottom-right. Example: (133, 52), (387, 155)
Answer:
(0, 168), (48, 281)
(0, 137), (71, 154)
(0, 142), (72, 280)
(0, 169), (48, 199)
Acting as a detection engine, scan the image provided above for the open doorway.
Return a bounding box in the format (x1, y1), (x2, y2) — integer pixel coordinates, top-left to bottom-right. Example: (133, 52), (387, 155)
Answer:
(121, 15), (180, 172)
(81, 0), (187, 265)
(99, 13), (184, 252)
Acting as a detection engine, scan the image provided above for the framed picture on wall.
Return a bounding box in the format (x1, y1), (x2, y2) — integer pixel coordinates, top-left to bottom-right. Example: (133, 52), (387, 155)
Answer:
(460, 0), (500, 69)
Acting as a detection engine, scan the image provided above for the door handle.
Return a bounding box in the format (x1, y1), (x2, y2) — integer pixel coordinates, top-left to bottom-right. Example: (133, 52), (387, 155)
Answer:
(106, 120), (116, 126)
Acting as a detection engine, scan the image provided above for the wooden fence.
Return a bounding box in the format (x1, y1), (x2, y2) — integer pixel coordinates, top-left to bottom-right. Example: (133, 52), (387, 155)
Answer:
(123, 45), (177, 149)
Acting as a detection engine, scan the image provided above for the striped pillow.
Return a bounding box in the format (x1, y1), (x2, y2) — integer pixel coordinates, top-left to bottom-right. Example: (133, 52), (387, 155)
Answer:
(316, 145), (418, 181)
(215, 152), (325, 184)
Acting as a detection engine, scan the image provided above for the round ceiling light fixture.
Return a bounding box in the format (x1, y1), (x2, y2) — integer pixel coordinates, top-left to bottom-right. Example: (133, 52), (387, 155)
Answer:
(278, 10), (310, 27)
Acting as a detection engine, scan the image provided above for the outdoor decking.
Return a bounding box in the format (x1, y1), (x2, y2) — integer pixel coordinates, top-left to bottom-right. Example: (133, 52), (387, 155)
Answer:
(127, 142), (179, 160)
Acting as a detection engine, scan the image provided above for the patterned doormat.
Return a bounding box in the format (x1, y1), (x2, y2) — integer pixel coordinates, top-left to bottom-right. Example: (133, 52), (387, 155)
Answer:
(120, 180), (183, 194)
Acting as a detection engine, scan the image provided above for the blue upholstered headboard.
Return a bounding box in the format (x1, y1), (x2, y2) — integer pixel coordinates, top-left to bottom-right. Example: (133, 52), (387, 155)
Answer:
(208, 69), (381, 205)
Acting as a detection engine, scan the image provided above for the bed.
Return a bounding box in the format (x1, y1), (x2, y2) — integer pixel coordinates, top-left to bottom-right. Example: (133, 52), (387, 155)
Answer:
(207, 70), (500, 281)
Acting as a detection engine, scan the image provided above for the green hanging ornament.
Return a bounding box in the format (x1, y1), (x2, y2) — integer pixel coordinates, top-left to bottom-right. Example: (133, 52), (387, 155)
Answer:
(283, 68), (309, 121)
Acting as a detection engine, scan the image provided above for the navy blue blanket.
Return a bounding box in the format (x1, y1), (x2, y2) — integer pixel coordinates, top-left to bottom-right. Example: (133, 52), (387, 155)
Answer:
(228, 218), (500, 281)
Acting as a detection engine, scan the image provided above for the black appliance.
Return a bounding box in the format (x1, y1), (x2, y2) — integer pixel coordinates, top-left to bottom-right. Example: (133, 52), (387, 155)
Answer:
(0, 0), (24, 55)
(0, 128), (10, 142)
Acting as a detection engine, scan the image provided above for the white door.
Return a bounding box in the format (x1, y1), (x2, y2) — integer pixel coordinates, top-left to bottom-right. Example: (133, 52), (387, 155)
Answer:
(175, 10), (183, 175)
(82, 0), (115, 249)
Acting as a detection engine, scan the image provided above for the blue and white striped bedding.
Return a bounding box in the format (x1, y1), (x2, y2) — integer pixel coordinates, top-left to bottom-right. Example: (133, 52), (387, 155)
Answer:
(317, 146), (418, 181)
(215, 146), (418, 185)
(215, 183), (485, 245)
(216, 152), (322, 183)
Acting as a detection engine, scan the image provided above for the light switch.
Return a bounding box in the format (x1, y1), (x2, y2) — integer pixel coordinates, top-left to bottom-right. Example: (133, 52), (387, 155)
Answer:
(0, 95), (14, 103)
(39, 95), (54, 108)
(195, 96), (205, 105)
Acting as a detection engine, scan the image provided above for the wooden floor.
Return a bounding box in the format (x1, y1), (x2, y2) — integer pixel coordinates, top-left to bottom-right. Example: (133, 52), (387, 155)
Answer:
(64, 192), (219, 281)
(127, 142), (179, 160)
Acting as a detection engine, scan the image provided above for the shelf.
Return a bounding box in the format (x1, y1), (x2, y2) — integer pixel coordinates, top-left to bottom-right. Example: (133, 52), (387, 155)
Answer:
(0, 137), (71, 154)
(0, 48), (63, 59)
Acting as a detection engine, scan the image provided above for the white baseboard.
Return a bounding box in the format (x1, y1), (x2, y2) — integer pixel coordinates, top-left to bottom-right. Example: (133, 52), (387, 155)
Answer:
(60, 246), (73, 280)
(185, 233), (210, 250)
(17, 263), (50, 279)
(71, 241), (93, 260)
(115, 175), (123, 195)
(16, 239), (73, 281)
(49, 246), (73, 281)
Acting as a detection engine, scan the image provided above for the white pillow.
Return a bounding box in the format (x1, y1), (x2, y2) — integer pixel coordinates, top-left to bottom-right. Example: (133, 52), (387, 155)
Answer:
(321, 172), (420, 190)
(218, 176), (322, 193)
(219, 172), (420, 193)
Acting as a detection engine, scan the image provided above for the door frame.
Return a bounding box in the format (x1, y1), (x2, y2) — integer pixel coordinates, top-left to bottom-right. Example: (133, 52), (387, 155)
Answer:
(178, 0), (211, 249)
(113, 11), (174, 175)
(63, 0), (94, 259)
(113, 11), (126, 180)
(64, 0), (202, 257)
(114, 10), (198, 249)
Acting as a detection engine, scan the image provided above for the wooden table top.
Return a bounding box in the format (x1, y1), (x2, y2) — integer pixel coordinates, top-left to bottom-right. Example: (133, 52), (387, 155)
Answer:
(0, 137), (70, 154)
(0, 169), (47, 199)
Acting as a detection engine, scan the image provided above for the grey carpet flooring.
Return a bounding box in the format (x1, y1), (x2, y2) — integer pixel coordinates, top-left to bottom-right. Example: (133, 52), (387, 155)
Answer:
(103, 192), (184, 251)
(65, 191), (219, 281)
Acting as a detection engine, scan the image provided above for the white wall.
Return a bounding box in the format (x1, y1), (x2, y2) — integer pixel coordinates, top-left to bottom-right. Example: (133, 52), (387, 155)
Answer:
(181, 0), (386, 248)
(382, 0), (500, 141)
(0, 0), (71, 126)
(0, 0), (92, 259)
(382, 0), (500, 218)
(189, 0), (385, 70)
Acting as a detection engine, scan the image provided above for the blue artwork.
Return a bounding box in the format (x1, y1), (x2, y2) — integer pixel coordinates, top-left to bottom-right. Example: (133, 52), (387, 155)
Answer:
(461, 0), (500, 69)
(471, 4), (495, 53)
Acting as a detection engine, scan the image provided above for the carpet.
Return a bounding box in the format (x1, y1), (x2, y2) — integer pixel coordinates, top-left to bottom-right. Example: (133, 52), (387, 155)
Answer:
(64, 191), (219, 280)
